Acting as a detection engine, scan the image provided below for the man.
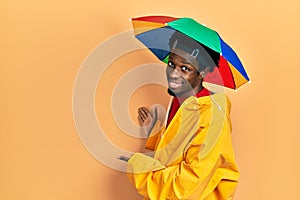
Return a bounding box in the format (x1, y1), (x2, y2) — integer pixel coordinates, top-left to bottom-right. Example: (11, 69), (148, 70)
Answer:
(120, 31), (239, 200)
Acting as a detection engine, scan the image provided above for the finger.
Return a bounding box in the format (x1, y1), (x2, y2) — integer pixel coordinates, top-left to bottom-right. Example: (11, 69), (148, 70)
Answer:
(138, 107), (149, 119)
(139, 107), (150, 117)
(138, 110), (146, 120)
(138, 111), (146, 122)
(138, 107), (147, 118)
(138, 114), (144, 123)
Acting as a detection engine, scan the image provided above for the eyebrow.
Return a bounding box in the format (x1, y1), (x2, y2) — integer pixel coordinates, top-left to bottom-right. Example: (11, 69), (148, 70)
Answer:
(182, 60), (192, 65)
(169, 56), (192, 65)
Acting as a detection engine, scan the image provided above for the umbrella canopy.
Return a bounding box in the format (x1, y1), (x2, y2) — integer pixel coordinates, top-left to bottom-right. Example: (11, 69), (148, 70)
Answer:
(131, 15), (250, 90)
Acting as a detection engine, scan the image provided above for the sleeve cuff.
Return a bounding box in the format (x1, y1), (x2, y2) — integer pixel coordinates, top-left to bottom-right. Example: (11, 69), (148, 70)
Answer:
(127, 153), (165, 173)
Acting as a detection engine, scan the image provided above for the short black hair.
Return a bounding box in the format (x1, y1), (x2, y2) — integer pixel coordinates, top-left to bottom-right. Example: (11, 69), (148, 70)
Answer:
(169, 31), (220, 72)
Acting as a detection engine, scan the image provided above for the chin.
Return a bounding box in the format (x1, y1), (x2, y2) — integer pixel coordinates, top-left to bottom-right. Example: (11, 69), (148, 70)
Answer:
(167, 88), (176, 96)
(167, 88), (184, 98)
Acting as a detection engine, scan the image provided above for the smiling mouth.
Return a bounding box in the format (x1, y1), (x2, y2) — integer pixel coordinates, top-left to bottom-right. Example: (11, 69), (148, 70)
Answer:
(168, 80), (184, 89)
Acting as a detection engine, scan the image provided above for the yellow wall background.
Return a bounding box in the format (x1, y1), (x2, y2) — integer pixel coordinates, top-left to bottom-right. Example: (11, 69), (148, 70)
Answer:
(1, 0), (300, 199)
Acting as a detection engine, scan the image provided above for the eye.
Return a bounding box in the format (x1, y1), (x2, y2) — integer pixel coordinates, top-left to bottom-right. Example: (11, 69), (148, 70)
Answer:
(167, 61), (175, 68)
(181, 66), (191, 72)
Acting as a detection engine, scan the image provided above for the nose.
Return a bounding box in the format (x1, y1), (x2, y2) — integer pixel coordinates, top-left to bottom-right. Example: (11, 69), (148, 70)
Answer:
(168, 66), (180, 78)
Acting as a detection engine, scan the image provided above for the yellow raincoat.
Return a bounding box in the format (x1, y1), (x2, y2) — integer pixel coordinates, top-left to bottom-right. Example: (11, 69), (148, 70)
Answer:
(127, 93), (239, 200)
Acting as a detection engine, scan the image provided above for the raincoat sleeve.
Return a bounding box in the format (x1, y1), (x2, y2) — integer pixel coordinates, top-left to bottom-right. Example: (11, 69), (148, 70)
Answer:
(144, 120), (164, 151)
(127, 115), (239, 200)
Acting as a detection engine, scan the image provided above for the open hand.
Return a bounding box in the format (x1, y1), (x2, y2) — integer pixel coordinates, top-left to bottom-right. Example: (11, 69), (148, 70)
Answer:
(137, 107), (152, 127)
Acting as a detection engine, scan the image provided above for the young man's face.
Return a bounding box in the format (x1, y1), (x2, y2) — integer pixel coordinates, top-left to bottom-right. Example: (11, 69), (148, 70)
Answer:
(166, 51), (202, 98)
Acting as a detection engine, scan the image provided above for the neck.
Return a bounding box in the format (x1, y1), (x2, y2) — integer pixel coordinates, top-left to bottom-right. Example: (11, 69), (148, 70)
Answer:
(169, 85), (204, 103)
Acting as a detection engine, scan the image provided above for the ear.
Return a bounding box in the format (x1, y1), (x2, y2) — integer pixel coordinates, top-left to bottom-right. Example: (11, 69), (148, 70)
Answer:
(199, 67), (210, 78)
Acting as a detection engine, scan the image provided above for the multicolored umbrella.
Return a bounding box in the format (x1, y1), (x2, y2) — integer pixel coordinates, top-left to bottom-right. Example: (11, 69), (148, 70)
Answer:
(131, 15), (250, 89)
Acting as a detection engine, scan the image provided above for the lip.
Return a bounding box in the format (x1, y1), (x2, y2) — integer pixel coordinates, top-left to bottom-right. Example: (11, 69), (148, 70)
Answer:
(168, 80), (184, 89)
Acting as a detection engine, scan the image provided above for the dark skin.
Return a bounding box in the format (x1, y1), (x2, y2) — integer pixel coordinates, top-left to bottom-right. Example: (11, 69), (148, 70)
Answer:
(166, 52), (205, 98)
(137, 107), (151, 126)
(137, 52), (208, 126)
(118, 52), (209, 162)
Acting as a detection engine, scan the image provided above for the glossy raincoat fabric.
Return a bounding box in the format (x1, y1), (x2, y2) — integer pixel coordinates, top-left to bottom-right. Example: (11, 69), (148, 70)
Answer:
(127, 93), (239, 200)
